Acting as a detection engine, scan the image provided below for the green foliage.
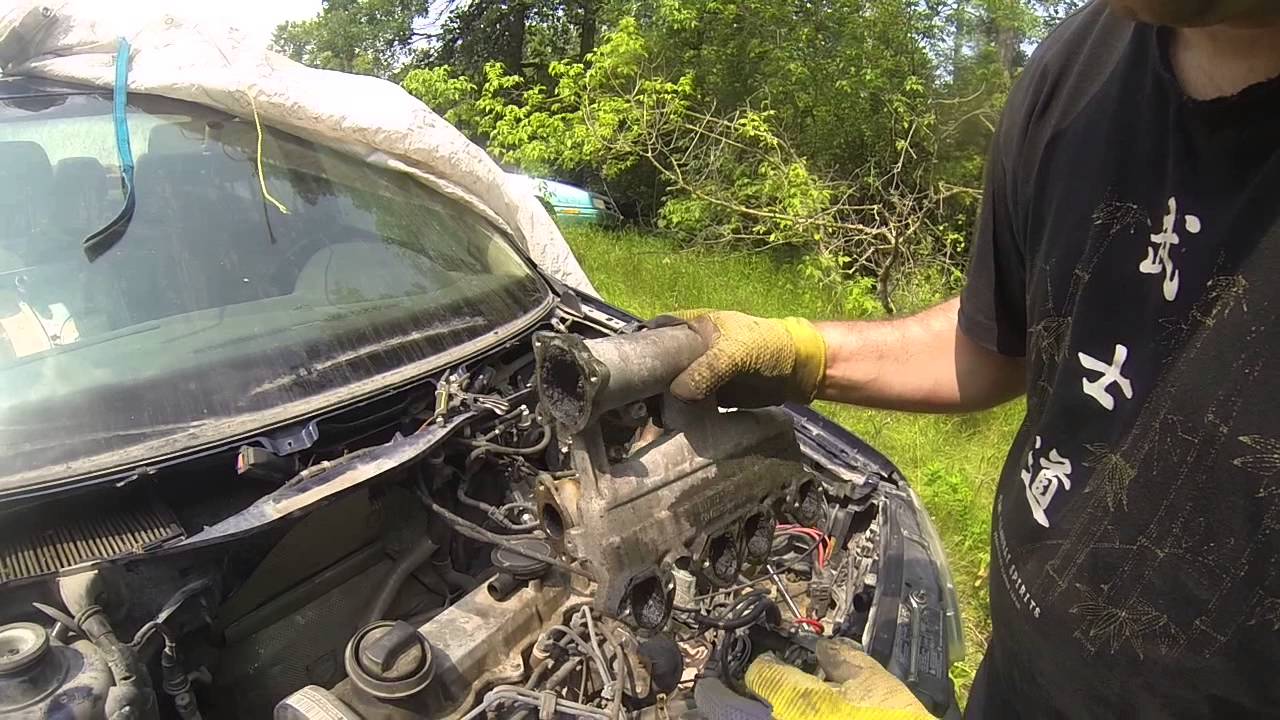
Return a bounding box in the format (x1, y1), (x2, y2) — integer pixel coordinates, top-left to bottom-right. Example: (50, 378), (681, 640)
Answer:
(401, 66), (479, 125)
(563, 225), (1023, 700)
(274, 0), (620, 81)
(405, 19), (684, 175)
(273, 0), (423, 78)
(650, 0), (936, 173)
(434, 0), (608, 76)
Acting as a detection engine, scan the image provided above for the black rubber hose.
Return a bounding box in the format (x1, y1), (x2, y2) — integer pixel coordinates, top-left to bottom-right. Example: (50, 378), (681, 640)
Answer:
(672, 592), (775, 630)
(366, 536), (439, 625)
(433, 553), (480, 594)
(78, 605), (157, 719)
(411, 565), (453, 600)
(638, 635), (683, 694)
(60, 573), (157, 720)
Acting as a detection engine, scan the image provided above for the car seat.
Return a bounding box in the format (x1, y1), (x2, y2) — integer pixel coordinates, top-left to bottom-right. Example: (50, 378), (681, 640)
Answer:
(0, 140), (53, 260)
(46, 156), (113, 259)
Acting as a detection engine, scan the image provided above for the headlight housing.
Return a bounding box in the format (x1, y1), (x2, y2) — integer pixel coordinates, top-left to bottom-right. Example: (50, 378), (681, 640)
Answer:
(909, 486), (966, 664)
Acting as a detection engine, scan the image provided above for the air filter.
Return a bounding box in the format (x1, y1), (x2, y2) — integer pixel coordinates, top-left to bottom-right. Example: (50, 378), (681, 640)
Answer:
(0, 501), (184, 582)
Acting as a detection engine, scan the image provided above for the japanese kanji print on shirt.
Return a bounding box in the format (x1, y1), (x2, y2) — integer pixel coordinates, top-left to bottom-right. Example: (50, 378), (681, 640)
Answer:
(1021, 436), (1073, 528)
(1139, 197), (1201, 302)
(954, 5), (1280, 718)
(1077, 343), (1133, 411)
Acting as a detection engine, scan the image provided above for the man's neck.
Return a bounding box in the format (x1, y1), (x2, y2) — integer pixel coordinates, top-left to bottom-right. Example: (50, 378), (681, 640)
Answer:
(1172, 22), (1280, 100)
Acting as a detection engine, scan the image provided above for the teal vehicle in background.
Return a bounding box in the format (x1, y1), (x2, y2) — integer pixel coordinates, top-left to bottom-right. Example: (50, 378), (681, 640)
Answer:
(506, 172), (622, 226)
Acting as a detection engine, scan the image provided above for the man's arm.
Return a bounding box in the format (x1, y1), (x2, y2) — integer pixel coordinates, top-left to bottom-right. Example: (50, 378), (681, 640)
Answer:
(816, 298), (1025, 413)
(658, 301), (1024, 412)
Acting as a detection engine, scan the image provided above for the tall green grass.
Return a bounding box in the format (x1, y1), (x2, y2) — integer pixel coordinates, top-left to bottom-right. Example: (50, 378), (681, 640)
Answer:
(562, 226), (1023, 699)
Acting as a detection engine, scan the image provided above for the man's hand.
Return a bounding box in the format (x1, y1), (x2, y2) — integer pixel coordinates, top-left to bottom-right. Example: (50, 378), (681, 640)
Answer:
(745, 638), (933, 719)
(653, 310), (827, 407)
(657, 299), (1025, 413)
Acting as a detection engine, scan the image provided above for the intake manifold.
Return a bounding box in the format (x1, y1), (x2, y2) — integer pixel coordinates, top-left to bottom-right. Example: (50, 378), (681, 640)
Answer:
(533, 327), (817, 628)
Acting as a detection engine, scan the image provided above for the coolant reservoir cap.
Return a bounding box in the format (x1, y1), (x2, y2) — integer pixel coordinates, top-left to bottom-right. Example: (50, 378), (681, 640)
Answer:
(346, 621), (434, 699)
(491, 539), (552, 580)
(0, 622), (48, 674)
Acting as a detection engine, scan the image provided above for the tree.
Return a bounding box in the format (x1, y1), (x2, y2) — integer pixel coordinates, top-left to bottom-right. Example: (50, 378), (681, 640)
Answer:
(578, 0), (598, 60)
(274, 0), (621, 80)
(430, 0), (523, 74)
(273, 0), (433, 78)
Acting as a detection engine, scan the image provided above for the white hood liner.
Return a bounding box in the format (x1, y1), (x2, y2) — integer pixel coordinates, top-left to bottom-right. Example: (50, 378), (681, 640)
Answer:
(0, 0), (596, 294)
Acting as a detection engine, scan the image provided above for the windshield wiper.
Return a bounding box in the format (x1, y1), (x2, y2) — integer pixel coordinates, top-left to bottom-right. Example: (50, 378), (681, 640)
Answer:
(83, 37), (137, 261)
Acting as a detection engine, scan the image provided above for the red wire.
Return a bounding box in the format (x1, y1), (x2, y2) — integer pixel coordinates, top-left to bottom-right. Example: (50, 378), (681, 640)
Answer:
(778, 528), (826, 563)
(776, 527), (829, 567)
(794, 618), (825, 634)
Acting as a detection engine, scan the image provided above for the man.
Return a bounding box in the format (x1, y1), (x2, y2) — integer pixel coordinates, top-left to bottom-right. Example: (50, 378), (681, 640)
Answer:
(663, 0), (1280, 716)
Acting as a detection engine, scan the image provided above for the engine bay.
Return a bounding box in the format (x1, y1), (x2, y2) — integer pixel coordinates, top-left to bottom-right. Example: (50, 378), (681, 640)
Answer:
(0, 309), (948, 719)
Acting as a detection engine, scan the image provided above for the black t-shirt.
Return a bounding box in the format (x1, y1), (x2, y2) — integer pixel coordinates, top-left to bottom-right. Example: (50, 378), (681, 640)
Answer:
(958, 3), (1280, 718)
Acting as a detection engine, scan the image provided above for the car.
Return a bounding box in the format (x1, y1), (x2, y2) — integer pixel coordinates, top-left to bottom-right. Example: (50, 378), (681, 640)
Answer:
(506, 172), (623, 226)
(0, 75), (961, 719)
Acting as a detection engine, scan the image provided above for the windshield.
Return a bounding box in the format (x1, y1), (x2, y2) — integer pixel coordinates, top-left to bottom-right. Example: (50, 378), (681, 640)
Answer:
(0, 91), (549, 494)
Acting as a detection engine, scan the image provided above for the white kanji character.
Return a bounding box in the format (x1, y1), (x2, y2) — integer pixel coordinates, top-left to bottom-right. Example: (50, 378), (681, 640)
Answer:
(1139, 196), (1200, 302)
(1020, 436), (1074, 528)
(1079, 344), (1133, 411)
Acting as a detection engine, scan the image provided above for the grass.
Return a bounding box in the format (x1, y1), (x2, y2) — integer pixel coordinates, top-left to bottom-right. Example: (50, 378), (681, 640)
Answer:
(562, 226), (1024, 700)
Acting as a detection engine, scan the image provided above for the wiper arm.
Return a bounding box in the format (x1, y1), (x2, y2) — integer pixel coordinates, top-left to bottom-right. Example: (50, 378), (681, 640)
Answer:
(83, 38), (137, 261)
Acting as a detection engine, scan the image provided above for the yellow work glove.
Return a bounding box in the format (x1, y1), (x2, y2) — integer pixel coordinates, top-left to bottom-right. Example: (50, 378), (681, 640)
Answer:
(745, 638), (933, 720)
(652, 310), (827, 407)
